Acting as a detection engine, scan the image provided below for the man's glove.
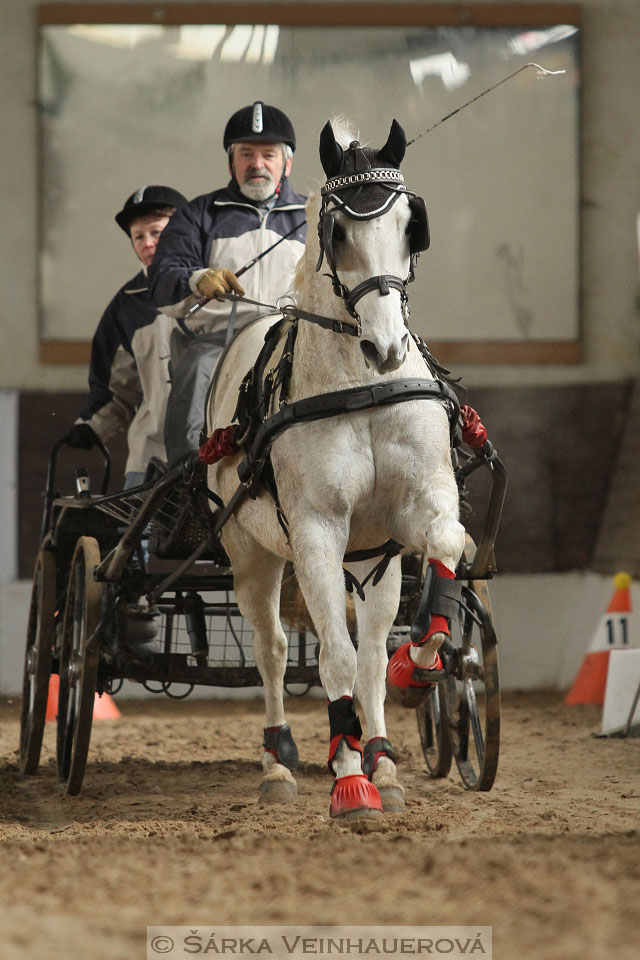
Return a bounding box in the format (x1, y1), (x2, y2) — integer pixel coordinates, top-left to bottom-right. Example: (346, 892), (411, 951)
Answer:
(66, 423), (99, 450)
(196, 268), (245, 299)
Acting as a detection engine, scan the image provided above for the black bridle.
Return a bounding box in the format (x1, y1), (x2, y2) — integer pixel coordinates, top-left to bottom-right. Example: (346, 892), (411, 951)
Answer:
(315, 165), (423, 326)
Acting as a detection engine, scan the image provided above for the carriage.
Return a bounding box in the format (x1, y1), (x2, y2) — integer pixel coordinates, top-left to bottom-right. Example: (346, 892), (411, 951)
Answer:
(20, 117), (507, 814)
(19, 417), (505, 798)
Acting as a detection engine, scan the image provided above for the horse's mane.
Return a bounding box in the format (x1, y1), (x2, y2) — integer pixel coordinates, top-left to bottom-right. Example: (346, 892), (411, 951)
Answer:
(328, 115), (360, 150)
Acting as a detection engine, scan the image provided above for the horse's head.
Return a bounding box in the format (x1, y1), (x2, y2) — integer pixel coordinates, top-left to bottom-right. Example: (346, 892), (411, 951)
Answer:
(312, 119), (430, 374)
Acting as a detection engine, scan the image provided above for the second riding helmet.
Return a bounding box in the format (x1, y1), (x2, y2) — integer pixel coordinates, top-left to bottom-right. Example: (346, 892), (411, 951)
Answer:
(223, 101), (296, 152)
(115, 185), (187, 235)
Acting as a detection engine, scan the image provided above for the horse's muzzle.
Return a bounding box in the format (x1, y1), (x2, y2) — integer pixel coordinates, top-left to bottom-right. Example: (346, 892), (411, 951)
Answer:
(360, 332), (409, 373)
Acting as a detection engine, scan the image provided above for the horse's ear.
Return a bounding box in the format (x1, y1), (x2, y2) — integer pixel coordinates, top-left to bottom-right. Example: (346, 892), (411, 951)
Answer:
(319, 122), (344, 177)
(378, 119), (406, 167)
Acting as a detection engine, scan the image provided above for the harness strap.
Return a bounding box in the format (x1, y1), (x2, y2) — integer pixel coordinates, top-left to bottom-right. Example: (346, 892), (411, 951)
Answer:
(343, 539), (404, 600)
(282, 304), (359, 337)
(238, 377), (459, 488)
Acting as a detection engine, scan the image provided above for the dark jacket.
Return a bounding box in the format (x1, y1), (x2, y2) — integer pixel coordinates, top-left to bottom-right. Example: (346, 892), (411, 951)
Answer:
(148, 179), (307, 332)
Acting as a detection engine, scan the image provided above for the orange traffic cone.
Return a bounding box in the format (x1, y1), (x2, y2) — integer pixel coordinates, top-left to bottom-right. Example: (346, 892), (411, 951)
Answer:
(45, 673), (59, 722)
(92, 691), (121, 719)
(566, 572), (634, 705)
(45, 673), (121, 721)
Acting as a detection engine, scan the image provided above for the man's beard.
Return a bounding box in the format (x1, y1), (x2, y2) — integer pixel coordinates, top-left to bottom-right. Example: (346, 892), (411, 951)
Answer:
(239, 170), (277, 202)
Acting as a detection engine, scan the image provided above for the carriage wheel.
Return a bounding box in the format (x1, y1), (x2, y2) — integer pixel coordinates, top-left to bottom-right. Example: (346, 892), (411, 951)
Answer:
(56, 537), (101, 796)
(443, 583), (500, 791)
(19, 549), (57, 775)
(415, 685), (453, 779)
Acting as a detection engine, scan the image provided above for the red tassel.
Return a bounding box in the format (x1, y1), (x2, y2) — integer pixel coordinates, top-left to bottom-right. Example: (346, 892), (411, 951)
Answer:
(199, 425), (239, 465)
(460, 404), (488, 449)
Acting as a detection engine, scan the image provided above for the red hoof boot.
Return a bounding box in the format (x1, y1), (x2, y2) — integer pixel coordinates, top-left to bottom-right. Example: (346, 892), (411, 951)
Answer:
(386, 643), (443, 707)
(330, 774), (383, 820)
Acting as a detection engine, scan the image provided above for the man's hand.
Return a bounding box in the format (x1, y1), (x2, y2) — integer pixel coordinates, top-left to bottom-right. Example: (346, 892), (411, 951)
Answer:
(197, 268), (245, 299)
(66, 423), (99, 450)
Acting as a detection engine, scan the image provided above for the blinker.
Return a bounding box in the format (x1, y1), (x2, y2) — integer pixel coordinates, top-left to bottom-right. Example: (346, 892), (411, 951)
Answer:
(407, 195), (430, 253)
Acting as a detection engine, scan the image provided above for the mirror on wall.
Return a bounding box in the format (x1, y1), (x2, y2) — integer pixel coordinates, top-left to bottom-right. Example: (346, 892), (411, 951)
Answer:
(38, 4), (580, 363)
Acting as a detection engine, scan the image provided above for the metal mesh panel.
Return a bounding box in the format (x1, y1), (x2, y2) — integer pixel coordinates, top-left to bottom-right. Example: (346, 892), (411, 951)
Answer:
(155, 592), (319, 670)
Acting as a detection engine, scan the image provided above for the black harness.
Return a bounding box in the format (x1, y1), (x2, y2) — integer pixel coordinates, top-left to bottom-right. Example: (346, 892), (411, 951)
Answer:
(220, 316), (459, 590)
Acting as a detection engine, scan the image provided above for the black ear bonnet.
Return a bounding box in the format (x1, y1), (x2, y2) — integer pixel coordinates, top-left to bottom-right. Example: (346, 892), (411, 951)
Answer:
(317, 120), (430, 272)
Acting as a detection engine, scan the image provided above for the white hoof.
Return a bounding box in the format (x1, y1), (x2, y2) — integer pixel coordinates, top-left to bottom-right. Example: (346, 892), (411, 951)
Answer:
(377, 784), (405, 813)
(259, 778), (297, 804)
(335, 805), (383, 822)
(259, 763), (297, 804)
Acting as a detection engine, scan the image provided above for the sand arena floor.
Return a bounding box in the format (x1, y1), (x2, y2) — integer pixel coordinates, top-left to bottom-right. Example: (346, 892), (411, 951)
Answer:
(0, 691), (639, 960)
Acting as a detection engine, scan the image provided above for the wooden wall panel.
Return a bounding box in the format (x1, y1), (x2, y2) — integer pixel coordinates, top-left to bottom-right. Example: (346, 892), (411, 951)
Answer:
(18, 393), (128, 579)
(16, 381), (632, 579)
(591, 380), (640, 577)
(463, 381), (633, 573)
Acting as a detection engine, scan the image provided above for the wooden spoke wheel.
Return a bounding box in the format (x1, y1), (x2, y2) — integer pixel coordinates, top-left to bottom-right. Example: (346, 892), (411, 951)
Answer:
(19, 549), (57, 775)
(56, 537), (101, 796)
(443, 583), (500, 791)
(416, 684), (453, 779)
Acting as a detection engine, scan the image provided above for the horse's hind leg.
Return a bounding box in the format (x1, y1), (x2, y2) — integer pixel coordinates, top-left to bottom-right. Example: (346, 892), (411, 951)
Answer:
(349, 556), (406, 812)
(223, 527), (298, 803)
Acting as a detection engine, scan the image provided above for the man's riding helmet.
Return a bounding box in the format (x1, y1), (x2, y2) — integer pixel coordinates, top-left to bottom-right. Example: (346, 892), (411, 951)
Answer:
(223, 101), (296, 153)
(115, 185), (187, 235)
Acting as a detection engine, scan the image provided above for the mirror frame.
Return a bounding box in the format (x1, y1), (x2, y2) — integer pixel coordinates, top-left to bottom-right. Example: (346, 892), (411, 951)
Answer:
(37, 2), (582, 365)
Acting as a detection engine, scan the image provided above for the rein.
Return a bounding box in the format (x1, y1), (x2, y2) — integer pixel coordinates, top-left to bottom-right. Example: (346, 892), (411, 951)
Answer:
(205, 290), (361, 337)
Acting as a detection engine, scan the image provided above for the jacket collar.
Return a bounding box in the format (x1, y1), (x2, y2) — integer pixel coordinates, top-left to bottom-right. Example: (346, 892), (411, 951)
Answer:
(123, 269), (149, 293)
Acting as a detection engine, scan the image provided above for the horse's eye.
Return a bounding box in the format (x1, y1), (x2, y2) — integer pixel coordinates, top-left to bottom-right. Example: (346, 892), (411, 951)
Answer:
(333, 223), (346, 243)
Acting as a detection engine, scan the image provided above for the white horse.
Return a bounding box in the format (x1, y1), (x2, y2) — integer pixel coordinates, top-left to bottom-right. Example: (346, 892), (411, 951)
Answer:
(205, 119), (465, 818)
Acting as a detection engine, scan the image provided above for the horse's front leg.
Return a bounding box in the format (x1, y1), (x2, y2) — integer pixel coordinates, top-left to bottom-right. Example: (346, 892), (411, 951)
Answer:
(291, 519), (382, 820)
(387, 471), (466, 704)
(222, 524), (298, 803)
(348, 555), (405, 812)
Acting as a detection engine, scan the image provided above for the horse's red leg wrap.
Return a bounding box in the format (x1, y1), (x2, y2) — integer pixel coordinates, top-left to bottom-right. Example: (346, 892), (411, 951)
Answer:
(386, 559), (454, 705)
(415, 558), (456, 644)
(327, 696), (363, 774)
(327, 697), (382, 817)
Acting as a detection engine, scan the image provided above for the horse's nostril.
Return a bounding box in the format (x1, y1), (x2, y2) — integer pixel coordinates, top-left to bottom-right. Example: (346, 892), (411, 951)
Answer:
(361, 338), (407, 373)
(360, 340), (382, 369)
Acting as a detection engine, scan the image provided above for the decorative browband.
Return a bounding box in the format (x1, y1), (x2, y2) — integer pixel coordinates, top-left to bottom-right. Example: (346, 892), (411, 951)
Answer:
(321, 169), (406, 195)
